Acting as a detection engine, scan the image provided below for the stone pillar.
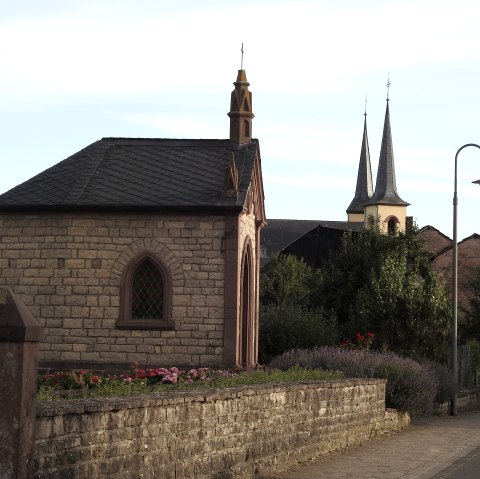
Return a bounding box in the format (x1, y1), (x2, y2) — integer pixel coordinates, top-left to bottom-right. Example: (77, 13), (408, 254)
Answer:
(0, 289), (43, 479)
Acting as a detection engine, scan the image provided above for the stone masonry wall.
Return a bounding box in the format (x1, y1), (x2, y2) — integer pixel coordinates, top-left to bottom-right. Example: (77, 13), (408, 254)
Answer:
(0, 212), (229, 368)
(34, 379), (409, 479)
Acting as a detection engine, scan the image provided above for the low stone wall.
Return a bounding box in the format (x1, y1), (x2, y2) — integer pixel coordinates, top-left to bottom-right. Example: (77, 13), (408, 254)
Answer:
(434, 387), (480, 415)
(34, 379), (409, 479)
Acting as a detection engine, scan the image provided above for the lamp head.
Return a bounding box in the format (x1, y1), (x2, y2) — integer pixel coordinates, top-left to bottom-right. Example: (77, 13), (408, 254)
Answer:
(473, 179), (480, 185)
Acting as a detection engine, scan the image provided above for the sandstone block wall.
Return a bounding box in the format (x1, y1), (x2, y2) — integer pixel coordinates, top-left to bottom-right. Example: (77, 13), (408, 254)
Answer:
(0, 212), (230, 368)
(34, 379), (408, 479)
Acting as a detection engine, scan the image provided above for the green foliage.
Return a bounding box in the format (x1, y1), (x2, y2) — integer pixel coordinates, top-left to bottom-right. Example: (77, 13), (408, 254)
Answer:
(260, 253), (322, 308)
(259, 221), (451, 362)
(259, 254), (338, 361)
(37, 385), (58, 401)
(259, 304), (338, 363)
(317, 220), (451, 361)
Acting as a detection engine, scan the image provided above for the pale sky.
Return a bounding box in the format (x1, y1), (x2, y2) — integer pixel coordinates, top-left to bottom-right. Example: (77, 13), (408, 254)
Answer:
(1, 0), (480, 240)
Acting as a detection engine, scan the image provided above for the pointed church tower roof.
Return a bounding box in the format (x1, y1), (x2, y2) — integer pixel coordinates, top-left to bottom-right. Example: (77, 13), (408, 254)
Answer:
(366, 100), (409, 207)
(228, 69), (254, 145)
(347, 114), (373, 214)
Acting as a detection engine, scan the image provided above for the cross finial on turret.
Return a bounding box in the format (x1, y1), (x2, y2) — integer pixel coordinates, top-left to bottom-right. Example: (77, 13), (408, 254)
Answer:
(364, 93), (368, 118)
(241, 43), (244, 70)
(386, 73), (391, 101)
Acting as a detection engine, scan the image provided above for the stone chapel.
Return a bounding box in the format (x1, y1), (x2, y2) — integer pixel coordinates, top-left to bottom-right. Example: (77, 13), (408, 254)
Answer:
(0, 69), (266, 371)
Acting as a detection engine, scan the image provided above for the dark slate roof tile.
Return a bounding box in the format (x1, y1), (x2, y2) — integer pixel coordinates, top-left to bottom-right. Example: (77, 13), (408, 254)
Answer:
(262, 219), (364, 255)
(0, 138), (259, 210)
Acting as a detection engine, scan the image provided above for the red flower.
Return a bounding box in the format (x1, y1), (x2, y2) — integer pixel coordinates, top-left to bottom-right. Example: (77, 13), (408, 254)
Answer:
(89, 375), (101, 384)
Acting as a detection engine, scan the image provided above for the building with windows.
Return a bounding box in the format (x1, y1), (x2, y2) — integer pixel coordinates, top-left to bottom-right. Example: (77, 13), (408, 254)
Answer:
(0, 69), (265, 371)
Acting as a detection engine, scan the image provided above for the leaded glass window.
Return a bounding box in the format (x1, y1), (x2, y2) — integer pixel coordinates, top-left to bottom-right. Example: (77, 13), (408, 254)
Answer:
(132, 261), (163, 319)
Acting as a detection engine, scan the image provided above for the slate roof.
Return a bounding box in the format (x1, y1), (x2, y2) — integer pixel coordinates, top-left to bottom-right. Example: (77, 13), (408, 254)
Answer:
(347, 115), (373, 214)
(282, 222), (364, 268)
(0, 138), (259, 211)
(365, 102), (409, 207)
(261, 219), (364, 258)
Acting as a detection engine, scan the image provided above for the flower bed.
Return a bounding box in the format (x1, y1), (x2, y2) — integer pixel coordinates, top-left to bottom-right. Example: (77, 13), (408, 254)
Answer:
(37, 364), (344, 400)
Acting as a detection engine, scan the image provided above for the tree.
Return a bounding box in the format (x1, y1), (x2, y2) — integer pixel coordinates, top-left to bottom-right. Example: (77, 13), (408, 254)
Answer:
(260, 253), (322, 308)
(316, 219), (451, 361)
(259, 221), (452, 362)
(259, 254), (338, 362)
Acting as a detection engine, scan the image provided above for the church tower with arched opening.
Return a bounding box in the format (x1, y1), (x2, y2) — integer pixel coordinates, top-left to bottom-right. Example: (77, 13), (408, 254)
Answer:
(364, 96), (409, 233)
(348, 84), (410, 233)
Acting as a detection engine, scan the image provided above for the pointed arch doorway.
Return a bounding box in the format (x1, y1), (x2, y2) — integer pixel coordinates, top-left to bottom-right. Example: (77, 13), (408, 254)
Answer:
(240, 241), (254, 366)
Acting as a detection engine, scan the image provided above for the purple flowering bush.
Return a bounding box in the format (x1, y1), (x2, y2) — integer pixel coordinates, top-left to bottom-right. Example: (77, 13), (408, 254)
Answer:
(420, 359), (456, 404)
(269, 347), (445, 415)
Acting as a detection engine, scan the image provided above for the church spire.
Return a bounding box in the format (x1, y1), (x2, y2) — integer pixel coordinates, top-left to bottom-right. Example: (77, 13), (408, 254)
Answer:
(347, 112), (373, 222)
(364, 86), (410, 234)
(228, 46), (254, 144)
(366, 99), (408, 207)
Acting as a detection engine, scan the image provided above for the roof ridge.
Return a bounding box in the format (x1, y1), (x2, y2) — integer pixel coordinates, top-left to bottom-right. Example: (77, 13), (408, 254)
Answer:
(63, 143), (111, 204)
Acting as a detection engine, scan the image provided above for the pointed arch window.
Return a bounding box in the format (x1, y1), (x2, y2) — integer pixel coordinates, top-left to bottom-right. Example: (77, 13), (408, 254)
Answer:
(132, 261), (163, 319)
(117, 253), (174, 330)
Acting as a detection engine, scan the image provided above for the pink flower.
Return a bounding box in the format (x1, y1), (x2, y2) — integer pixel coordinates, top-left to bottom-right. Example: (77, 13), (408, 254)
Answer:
(162, 374), (178, 384)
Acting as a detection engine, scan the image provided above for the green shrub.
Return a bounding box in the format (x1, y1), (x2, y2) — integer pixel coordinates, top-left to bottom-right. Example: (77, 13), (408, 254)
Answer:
(259, 304), (338, 363)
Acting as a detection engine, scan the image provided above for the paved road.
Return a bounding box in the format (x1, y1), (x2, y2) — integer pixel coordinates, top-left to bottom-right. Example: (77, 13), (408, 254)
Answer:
(432, 444), (480, 479)
(262, 411), (480, 479)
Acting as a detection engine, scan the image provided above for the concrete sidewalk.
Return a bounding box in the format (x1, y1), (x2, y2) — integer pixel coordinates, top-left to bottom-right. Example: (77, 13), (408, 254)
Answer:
(262, 410), (480, 479)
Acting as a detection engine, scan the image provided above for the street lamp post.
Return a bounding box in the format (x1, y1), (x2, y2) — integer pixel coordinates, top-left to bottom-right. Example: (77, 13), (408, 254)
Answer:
(451, 143), (480, 416)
